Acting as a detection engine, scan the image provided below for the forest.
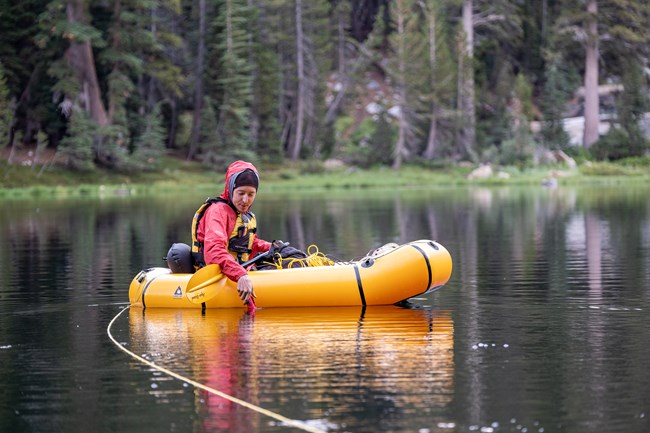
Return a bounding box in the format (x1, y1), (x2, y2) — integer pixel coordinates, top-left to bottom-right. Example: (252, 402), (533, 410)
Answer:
(0, 0), (649, 173)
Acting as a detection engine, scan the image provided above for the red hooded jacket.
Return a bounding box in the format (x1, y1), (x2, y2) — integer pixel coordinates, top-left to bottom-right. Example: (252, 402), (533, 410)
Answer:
(195, 161), (271, 281)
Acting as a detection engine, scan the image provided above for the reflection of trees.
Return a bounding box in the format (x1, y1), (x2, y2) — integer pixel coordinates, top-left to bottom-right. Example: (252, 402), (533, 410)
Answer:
(0, 197), (199, 300)
(0, 197), (193, 432)
(431, 185), (650, 426)
(585, 214), (602, 293)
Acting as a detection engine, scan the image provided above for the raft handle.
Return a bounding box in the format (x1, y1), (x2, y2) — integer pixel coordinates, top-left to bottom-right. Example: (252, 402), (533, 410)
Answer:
(428, 241), (439, 250)
(361, 258), (375, 268)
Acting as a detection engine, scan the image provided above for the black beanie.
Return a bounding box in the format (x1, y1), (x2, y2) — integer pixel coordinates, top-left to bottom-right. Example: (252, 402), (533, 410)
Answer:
(233, 169), (259, 190)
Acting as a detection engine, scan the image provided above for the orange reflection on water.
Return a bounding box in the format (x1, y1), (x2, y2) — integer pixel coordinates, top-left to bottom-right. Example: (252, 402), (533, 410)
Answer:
(129, 306), (454, 429)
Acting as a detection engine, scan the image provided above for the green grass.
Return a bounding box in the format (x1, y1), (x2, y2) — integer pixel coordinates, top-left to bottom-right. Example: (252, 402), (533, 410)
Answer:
(2, 155), (650, 200)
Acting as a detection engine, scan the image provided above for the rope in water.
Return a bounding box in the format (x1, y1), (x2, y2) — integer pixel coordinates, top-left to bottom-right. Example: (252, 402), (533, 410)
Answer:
(107, 306), (327, 433)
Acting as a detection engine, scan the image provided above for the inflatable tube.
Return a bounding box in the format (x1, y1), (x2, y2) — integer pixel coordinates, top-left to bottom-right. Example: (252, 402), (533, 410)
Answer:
(129, 239), (452, 309)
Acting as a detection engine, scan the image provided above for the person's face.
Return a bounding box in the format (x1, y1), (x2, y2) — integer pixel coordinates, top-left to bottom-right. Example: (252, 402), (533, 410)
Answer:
(232, 186), (257, 214)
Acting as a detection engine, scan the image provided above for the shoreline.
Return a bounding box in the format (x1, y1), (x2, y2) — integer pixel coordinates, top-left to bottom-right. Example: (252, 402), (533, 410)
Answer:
(2, 156), (650, 200)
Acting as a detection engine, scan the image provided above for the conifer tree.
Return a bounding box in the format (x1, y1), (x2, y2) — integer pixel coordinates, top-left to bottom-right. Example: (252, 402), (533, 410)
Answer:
(387, 0), (428, 169)
(582, 0), (599, 148)
(289, 0), (307, 160)
(601, 0), (650, 157)
(2, 0), (647, 169)
(101, 0), (182, 166)
(461, 0), (522, 162)
(210, 0), (254, 155)
(199, 95), (235, 167)
(264, 0), (330, 160)
(0, 0), (56, 147)
(554, 0), (649, 150)
(58, 0), (109, 127)
(249, 1), (282, 162)
(540, 52), (573, 150)
(188, 0), (208, 160)
(58, 105), (96, 170)
(418, 0), (455, 160)
(458, 0), (476, 161)
(323, 0), (356, 128)
(132, 103), (167, 170)
(37, 0), (108, 169)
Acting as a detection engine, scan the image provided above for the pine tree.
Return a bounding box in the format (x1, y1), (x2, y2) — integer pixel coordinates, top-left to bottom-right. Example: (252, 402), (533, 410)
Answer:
(139, 0), (185, 103)
(602, 0), (650, 157)
(263, 0), (330, 161)
(418, 0), (455, 160)
(58, 0), (109, 126)
(0, 0), (54, 147)
(99, 0), (182, 167)
(463, 0), (522, 161)
(387, 0), (428, 169)
(540, 52), (573, 150)
(37, 0), (108, 169)
(249, 3), (282, 163)
(582, 0), (599, 148)
(554, 0), (650, 150)
(188, 0), (208, 160)
(132, 102), (167, 170)
(458, 0), (476, 161)
(58, 105), (96, 170)
(199, 95), (241, 169)
(289, 0), (306, 160)
(210, 0), (254, 155)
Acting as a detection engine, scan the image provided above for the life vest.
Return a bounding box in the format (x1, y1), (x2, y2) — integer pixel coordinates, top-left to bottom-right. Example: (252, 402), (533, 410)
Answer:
(191, 197), (258, 269)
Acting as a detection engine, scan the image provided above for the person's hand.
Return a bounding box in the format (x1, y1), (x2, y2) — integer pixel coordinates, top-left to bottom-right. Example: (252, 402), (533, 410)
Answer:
(237, 274), (256, 304)
(269, 239), (286, 255)
(270, 239), (288, 254)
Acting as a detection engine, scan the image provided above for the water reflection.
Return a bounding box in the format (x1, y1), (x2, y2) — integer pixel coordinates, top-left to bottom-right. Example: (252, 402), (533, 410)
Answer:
(127, 306), (454, 431)
(1, 185), (649, 433)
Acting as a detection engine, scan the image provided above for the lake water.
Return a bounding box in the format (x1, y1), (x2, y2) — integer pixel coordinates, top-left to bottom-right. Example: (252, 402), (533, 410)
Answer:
(1, 185), (649, 433)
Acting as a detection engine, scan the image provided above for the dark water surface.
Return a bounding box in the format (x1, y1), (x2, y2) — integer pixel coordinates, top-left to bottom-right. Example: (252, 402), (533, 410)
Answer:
(1, 185), (649, 433)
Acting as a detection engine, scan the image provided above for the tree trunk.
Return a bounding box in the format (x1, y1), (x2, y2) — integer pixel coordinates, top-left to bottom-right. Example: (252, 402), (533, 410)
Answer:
(392, 0), (406, 170)
(325, 41), (371, 125)
(146, 5), (157, 111)
(337, 8), (346, 77)
(167, 99), (178, 149)
(107, 0), (122, 125)
(423, 113), (438, 160)
(459, 0), (476, 160)
(422, 0), (438, 160)
(289, 0), (305, 161)
(583, 0), (599, 148)
(65, 0), (108, 127)
(188, 0), (206, 160)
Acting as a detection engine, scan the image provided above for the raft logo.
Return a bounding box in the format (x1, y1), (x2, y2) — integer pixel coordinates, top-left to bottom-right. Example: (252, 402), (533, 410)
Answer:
(173, 286), (183, 298)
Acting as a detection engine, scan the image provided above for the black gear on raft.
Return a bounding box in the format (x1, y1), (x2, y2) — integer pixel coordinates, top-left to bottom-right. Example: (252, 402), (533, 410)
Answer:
(165, 243), (194, 274)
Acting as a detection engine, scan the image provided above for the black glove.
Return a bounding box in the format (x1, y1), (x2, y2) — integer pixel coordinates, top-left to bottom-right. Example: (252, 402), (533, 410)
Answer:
(270, 240), (289, 255)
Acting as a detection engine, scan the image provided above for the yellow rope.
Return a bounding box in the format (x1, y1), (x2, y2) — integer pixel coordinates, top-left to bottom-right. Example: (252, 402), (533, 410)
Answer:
(269, 244), (336, 269)
(107, 306), (327, 433)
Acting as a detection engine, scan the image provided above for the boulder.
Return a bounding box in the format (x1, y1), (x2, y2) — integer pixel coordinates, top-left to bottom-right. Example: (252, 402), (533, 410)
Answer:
(467, 164), (493, 180)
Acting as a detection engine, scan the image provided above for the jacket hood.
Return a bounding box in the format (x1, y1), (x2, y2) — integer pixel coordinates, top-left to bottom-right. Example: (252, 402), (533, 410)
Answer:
(220, 160), (260, 203)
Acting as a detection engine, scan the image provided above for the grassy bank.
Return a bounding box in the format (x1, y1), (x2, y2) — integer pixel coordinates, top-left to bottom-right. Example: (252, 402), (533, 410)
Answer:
(2, 155), (650, 199)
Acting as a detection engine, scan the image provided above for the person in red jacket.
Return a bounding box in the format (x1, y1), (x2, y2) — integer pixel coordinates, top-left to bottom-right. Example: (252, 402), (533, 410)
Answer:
(193, 160), (272, 306)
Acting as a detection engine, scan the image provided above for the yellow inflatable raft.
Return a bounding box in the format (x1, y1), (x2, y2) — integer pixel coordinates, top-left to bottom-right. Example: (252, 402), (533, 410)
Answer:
(128, 239), (452, 309)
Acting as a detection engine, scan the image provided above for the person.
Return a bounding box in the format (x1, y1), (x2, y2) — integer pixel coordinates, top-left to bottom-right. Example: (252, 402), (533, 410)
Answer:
(192, 160), (272, 306)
